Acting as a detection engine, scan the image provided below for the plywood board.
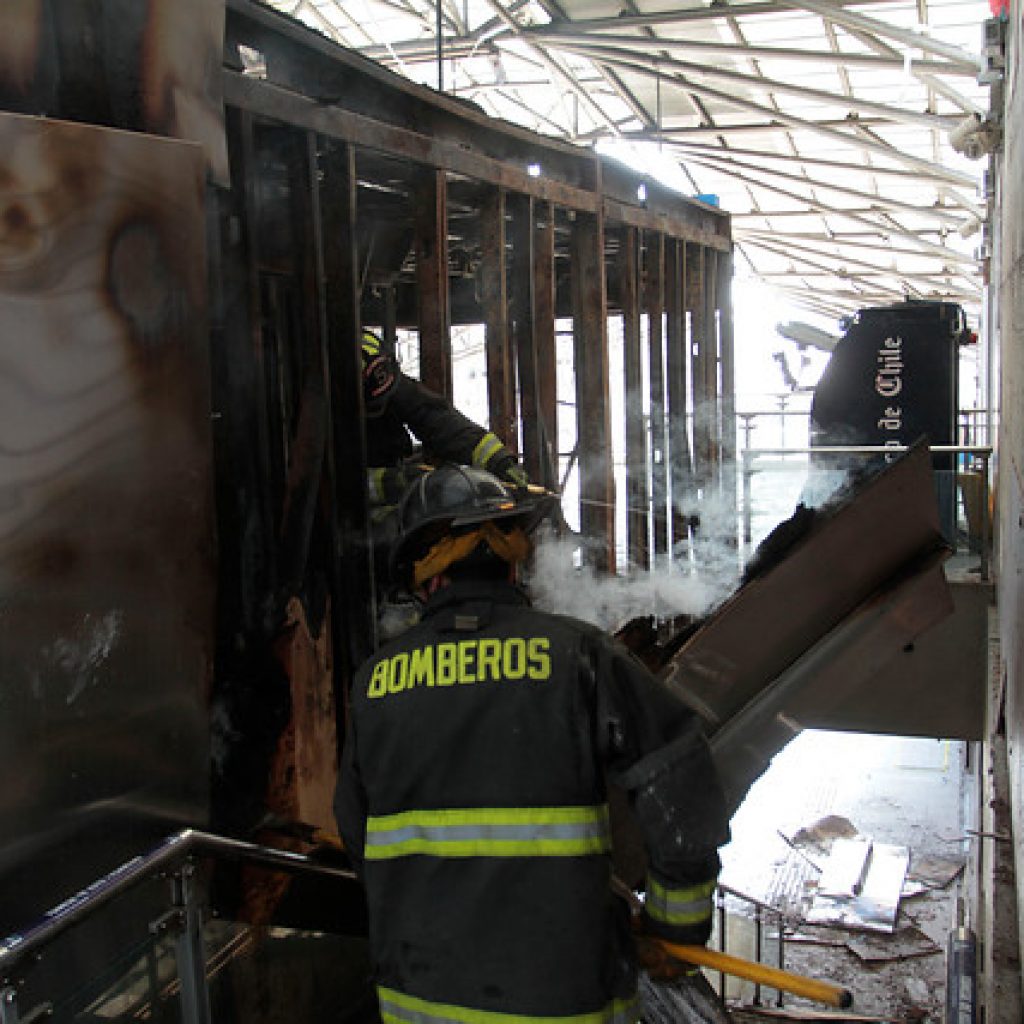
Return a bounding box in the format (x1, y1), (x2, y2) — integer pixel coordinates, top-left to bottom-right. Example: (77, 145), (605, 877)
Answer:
(0, 112), (214, 933)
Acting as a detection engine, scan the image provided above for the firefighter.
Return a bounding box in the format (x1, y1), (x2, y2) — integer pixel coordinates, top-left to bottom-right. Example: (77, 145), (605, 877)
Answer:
(360, 330), (528, 513)
(335, 464), (730, 1023)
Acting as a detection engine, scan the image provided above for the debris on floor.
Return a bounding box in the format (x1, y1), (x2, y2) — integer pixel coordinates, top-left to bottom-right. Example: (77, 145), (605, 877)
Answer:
(731, 1008), (897, 1022)
(729, 1007), (897, 1024)
(791, 815), (860, 850)
(906, 854), (965, 890)
(845, 926), (942, 964)
(640, 971), (734, 1023)
(717, 731), (966, 1021)
(805, 840), (910, 932)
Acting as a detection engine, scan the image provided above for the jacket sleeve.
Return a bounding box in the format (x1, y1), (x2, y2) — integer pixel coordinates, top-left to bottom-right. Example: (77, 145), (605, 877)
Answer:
(390, 375), (524, 482)
(334, 710), (368, 879)
(592, 633), (730, 945)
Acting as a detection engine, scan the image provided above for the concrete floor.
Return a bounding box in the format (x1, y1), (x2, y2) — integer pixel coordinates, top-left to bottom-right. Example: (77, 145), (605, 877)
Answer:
(715, 729), (969, 1021)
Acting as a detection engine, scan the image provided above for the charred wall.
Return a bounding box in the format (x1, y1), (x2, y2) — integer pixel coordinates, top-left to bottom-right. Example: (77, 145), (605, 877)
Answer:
(0, 0), (735, 938)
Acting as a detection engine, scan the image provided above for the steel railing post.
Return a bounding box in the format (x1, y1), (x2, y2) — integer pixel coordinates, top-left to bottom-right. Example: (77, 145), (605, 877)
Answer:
(0, 987), (19, 1024)
(980, 452), (990, 581)
(171, 863), (211, 1024)
(741, 449), (753, 548)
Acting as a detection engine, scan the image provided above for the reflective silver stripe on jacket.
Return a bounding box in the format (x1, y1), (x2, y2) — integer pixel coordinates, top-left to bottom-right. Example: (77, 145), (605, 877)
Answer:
(644, 875), (716, 927)
(364, 805), (611, 860)
(378, 985), (639, 1024)
(472, 432), (505, 468)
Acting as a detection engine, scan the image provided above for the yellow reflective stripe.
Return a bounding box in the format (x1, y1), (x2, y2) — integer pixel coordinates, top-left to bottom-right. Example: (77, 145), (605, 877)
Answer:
(378, 986), (638, 1024)
(368, 467), (387, 503)
(365, 805), (611, 860)
(362, 331), (382, 356)
(645, 876), (716, 927)
(472, 432), (505, 468)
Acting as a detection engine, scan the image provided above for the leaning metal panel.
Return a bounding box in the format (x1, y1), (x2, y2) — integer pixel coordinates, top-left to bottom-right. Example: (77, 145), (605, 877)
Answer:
(0, 113), (215, 939)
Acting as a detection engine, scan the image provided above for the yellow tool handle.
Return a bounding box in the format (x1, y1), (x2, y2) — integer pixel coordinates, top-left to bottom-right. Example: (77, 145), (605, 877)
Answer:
(658, 940), (853, 1009)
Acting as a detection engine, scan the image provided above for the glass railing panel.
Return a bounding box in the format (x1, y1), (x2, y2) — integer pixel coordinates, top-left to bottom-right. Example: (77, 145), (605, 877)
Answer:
(205, 922), (376, 1023)
(5, 871), (184, 1024)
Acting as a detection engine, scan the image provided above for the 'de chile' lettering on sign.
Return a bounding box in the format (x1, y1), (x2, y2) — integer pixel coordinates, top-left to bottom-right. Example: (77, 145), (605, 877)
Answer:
(875, 336), (904, 460)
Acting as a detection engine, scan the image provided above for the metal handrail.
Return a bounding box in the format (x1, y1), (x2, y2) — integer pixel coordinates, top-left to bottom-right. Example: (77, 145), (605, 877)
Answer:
(0, 829), (355, 983)
(741, 444), (993, 457)
(714, 883), (793, 1008)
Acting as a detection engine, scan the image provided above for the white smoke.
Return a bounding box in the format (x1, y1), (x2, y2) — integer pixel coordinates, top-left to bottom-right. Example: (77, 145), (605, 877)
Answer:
(525, 524), (740, 632)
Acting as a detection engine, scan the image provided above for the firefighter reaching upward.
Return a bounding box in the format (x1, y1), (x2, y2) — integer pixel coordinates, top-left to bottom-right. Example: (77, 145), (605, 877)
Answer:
(360, 330), (528, 513)
(335, 464), (730, 1023)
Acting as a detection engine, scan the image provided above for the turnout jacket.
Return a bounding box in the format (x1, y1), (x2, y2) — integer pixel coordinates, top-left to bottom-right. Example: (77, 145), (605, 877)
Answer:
(366, 373), (518, 506)
(335, 580), (730, 1024)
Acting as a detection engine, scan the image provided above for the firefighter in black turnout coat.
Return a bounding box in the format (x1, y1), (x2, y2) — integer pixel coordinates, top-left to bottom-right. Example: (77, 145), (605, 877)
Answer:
(361, 331), (527, 511)
(335, 465), (730, 1023)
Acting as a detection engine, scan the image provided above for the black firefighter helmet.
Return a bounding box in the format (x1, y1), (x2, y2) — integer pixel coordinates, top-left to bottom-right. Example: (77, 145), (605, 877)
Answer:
(390, 464), (553, 589)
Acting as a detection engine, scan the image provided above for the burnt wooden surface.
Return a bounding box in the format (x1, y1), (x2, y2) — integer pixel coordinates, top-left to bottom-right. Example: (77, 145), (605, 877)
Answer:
(532, 201), (559, 490)
(620, 226), (649, 571)
(646, 232), (669, 563)
(0, 0), (227, 181)
(0, 112), (214, 932)
(480, 186), (515, 445)
(665, 238), (693, 552)
(0, 0), (740, 946)
(571, 209), (614, 571)
(510, 193), (540, 473)
(414, 168), (452, 397)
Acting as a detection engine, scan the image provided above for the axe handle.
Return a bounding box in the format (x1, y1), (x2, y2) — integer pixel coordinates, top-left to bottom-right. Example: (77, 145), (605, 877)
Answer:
(658, 940), (853, 1009)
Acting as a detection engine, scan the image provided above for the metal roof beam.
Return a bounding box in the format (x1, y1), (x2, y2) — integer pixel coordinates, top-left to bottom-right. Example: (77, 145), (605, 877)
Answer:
(604, 117), (892, 140)
(737, 232), (973, 285)
(521, 0), (908, 35)
(677, 147), (982, 224)
(740, 227), (977, 264)
(536, 40), (961, 131)
(683, 154), (965, 259)
(478, 0), (621, 137)
(520, 30), (977, 77)
(669, 140), (957, 183)
(784, 0), (982, 72)
(572, 59), (975, 185)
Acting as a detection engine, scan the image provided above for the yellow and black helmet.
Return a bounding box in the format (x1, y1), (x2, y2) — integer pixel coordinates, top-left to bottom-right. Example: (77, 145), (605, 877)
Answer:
(361, 330), (398, 416)
(390, 464), (553, 588)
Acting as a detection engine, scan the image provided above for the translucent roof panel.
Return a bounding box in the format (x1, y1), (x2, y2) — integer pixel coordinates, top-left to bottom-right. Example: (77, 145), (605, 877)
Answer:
(269, 0), (1000, 327)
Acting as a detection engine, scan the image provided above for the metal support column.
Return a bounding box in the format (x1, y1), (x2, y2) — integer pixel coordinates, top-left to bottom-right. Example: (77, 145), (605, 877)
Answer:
(717, 248), (738, 546)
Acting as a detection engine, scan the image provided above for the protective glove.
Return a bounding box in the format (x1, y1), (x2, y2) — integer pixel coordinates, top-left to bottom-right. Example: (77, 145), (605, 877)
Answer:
(368, 466), (410, 506)
(635, 934), (701, 983)
(631, 909), (702, 984)
(490, 452), (530, 488)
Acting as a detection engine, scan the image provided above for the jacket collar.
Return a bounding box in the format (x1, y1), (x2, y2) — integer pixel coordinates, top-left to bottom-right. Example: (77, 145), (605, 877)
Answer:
(421, 578), (530, 630)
